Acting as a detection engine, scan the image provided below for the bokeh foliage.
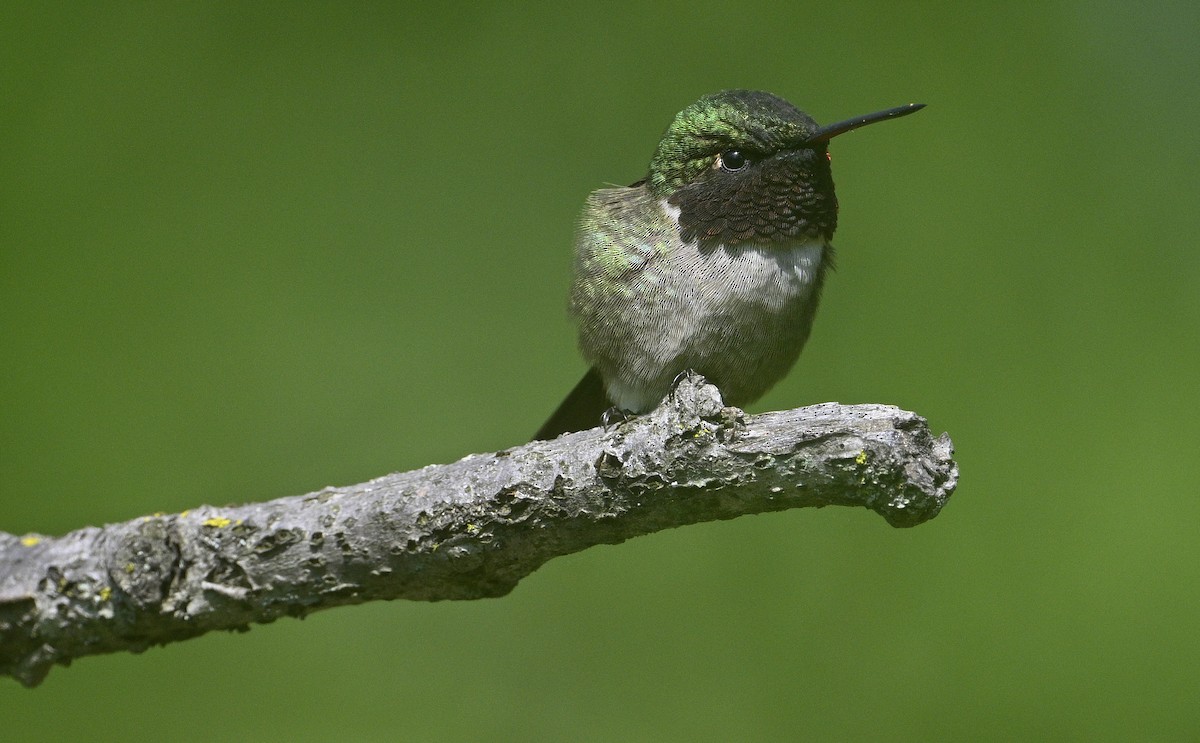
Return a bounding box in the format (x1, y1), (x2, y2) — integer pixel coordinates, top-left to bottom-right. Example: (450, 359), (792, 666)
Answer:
(3, 2), (1198, 740)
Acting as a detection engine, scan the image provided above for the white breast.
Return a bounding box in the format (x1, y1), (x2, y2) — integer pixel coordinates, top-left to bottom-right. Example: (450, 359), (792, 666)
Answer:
(600, 200), (828, 412)
(657, 197), (824, 334)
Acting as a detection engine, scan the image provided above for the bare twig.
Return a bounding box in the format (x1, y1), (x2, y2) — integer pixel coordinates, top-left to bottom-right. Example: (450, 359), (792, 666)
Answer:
(0, 374), (957, 687)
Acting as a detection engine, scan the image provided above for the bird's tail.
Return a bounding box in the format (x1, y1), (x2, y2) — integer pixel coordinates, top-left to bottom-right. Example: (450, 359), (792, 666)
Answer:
(532, 367), (611, 441)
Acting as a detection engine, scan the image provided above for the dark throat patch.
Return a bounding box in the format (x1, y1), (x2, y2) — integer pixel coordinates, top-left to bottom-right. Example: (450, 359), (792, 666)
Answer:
(670, 148), (838, 245)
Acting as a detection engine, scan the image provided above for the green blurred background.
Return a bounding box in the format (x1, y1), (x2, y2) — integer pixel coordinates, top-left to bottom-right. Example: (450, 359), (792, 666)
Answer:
(3, 2), (1198, 740)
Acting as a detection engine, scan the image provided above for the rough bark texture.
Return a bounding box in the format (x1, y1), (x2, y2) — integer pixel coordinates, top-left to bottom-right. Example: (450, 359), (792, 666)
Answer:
(0, 375), (957, 687)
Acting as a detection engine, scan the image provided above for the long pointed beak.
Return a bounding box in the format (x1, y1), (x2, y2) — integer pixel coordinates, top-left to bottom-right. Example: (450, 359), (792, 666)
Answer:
(802, 103), (925, 146)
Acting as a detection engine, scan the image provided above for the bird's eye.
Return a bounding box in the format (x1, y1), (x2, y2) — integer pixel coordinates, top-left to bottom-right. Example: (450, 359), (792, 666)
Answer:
(718, 150), (748, 172)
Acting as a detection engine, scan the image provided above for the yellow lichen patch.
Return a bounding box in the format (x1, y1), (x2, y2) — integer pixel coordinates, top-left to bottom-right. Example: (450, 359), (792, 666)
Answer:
(181, 510), (190, 517)
(855, 451), (869, 465)
(20, 535), (41, 547)
(203, 517), (233, 528)
(98, 586), (112, 601)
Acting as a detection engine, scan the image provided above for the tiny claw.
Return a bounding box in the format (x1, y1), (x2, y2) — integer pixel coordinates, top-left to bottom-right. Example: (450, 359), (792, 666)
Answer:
(601, 406), (632, 431)
(668, 368), (700, 401)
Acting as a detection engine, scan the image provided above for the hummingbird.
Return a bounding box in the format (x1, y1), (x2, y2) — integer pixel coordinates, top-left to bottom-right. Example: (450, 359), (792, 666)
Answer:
(534, 90), (924, 441)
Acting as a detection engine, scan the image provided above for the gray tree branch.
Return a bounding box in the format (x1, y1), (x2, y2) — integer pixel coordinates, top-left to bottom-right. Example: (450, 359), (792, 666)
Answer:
(0, 374), (957, 687)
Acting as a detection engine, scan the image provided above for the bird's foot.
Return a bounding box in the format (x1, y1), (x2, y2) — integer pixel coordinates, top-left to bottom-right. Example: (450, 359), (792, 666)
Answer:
(601, 406), (633, 431)
(668, 368), (703, 400)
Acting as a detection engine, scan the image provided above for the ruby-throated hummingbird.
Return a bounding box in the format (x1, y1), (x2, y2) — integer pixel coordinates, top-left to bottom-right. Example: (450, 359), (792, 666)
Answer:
(534, 90), (923, 441)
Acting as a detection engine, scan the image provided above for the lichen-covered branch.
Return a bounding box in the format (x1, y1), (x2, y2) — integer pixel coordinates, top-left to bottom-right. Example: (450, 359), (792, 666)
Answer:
(0, 374), (957, 687)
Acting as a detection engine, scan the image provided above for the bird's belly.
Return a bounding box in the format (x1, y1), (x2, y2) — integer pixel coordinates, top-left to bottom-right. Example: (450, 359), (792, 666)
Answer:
(603, 238), (828, 411)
